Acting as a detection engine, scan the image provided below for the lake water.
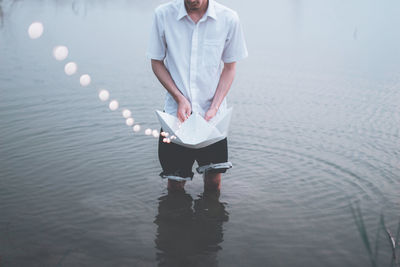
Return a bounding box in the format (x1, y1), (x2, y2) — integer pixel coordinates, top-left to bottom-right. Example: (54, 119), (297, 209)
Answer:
(0, 0), (399, 266)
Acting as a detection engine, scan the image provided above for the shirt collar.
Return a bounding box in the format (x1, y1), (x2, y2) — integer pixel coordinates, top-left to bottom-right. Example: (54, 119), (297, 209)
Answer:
(176, 0), (217, 21)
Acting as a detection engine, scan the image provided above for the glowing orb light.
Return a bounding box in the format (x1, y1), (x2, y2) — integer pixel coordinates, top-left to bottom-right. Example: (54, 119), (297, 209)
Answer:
(126, 118), (134, 126)
(80, 74), (91, 87)
(52, 46), (68, 61)
(109, 100), (119, 111)
(64, 62), (77, 76)
(145, 128), (152, 135)
(161, 132), (166, 137)
(122, 109), (132, 119)
(133, 125), (141, 132)
(28, 22), (44, 39)
(171, 135), (177, 140)
(152, 130), (159, 138)
(98, 89), (110, 101)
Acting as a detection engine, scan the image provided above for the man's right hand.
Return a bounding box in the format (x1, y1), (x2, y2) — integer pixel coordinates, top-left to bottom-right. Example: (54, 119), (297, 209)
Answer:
(151, 59), (192, 122)
(177, 96), (191, 122)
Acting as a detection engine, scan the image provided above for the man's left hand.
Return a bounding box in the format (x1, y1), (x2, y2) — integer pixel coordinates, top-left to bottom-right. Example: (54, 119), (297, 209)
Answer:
(204, 106), (218, 121)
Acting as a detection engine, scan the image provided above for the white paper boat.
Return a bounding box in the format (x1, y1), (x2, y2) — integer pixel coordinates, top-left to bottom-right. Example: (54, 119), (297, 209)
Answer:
(155, 107), (233, 149)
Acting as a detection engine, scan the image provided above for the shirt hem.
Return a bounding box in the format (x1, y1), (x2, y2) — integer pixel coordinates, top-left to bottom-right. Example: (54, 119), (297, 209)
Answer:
(146, 53), (165, 61)
(222, 52), (248, 63)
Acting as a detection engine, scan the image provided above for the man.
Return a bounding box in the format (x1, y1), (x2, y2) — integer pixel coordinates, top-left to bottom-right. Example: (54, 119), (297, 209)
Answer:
(147, 0), (248, 191)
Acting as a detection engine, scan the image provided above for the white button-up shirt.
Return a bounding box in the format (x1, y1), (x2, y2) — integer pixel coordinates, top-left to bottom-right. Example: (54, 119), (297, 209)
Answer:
(147, 0), (248, 116)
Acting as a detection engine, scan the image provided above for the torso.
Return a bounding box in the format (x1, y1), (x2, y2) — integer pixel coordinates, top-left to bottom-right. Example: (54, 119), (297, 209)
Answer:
(150, 0), (245, 116)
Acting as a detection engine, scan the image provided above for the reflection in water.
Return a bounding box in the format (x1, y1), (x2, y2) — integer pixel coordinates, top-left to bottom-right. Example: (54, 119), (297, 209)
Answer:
(154, 191), (229, 267)
(71, 0), (88, 16)
(0, 0), (3, 27)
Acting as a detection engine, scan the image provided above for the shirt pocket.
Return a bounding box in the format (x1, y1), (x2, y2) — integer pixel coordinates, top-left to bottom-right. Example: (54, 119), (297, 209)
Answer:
(202, 40), (223, 68)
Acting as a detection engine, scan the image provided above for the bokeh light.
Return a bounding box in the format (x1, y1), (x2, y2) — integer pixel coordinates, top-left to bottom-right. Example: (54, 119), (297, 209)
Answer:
(98, 89), (110, 101)
(109, 100), (119, 111)
(52, 46), (68, 61)
(161, 132), (170, 137)
(122, 109), (132, 119)
(145, 128), (152, 135)
(133, 125), (141, 132)
(80, 74), (91, 87)
(152, 130), (159, 138)
(64, 62), (78, 76)
(126, 118), (134, 126)
(28, 22), (44, 39)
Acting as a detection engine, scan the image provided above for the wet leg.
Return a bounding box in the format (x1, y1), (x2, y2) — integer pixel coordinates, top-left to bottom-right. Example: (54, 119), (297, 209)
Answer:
(203, 172), (221, 191)
(168, 179), (186, 192)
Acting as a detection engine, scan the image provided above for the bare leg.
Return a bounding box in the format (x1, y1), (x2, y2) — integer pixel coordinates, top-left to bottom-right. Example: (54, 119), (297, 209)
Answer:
(167, 179), (186, 192)
(204, 172), (222, 192)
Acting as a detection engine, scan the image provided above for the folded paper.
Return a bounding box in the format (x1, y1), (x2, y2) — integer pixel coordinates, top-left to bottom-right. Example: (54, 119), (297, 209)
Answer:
(155, 107), (233, 149)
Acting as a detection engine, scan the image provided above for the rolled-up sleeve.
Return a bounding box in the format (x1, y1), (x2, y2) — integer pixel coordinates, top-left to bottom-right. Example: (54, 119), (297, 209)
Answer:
(146, 10), (166, 61)
(221, 12), (248, 63)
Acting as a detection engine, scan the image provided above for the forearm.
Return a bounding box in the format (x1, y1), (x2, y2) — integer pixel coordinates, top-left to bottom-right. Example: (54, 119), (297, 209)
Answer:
(151, 59), (186, 103)
(210, 62), (236, 111)
(151, 59), (191, 122)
